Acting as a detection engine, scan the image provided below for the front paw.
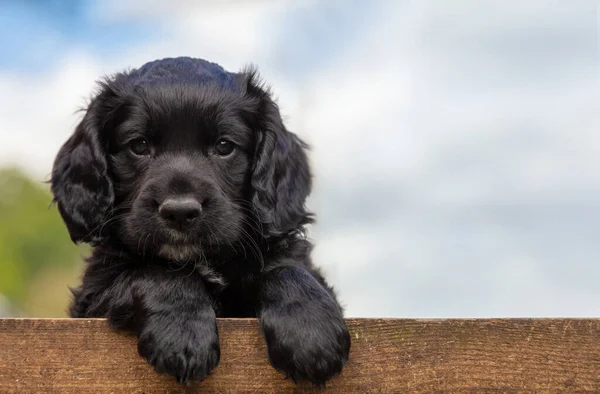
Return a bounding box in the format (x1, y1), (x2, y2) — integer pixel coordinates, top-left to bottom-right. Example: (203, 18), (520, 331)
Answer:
(137, 315), (220, 383)
(261, 303), (351, 385)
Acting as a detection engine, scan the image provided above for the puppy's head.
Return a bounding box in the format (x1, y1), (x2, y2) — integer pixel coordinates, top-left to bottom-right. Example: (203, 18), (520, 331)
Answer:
(51, 57), (312, 262)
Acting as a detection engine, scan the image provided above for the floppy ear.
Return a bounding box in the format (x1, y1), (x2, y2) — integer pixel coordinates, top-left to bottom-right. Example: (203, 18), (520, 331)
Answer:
(51, 83), (123, 244)
(241, 70), (313, 238)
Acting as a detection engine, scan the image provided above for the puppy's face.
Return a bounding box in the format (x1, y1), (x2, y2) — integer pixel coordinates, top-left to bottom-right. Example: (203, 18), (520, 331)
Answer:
(109, 86), (253, 261)
(51, 60), (313, 263)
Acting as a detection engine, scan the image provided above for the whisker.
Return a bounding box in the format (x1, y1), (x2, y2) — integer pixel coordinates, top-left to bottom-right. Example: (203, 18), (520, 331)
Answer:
(228, 222), (264, 269)
(141, 233), (151, 258)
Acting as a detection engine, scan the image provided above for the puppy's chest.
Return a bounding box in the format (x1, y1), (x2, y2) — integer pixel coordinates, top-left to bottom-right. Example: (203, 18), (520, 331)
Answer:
(213, 272), (260, 318)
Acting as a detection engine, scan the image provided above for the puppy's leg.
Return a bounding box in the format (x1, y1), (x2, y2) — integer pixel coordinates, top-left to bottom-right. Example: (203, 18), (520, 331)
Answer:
(101, 266), (220, 384)
(259, 265), (351, 386)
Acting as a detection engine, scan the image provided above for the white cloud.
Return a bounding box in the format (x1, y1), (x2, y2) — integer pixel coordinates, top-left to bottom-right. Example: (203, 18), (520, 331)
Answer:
(0, 54), (101, 177)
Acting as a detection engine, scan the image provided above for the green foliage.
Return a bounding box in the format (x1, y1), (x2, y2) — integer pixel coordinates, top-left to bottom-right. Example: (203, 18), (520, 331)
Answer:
(0, 167), (84, 315)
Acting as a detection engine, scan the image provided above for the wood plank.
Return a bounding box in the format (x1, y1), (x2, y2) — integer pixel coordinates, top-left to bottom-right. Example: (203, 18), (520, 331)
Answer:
(0, 318), (599, 393)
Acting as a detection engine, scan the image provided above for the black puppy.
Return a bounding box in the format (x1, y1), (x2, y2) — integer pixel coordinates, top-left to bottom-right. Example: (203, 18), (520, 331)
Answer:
(50, 57), (350, 385)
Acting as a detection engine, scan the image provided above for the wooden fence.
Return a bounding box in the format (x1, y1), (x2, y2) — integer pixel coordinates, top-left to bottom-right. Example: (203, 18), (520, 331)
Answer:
(1, 318), (599, 393)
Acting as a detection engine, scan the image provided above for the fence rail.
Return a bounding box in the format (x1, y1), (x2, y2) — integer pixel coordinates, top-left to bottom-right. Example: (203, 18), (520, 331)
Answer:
(1, 318), (599, 393)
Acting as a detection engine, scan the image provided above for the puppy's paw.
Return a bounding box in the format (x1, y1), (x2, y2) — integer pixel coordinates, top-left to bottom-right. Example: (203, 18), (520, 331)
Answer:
(261, 302), (351, 386)
(137, 315), (220, 383)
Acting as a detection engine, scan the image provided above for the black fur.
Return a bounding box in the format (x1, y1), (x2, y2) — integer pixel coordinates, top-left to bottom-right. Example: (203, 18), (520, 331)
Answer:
(51, 57), (350, 385)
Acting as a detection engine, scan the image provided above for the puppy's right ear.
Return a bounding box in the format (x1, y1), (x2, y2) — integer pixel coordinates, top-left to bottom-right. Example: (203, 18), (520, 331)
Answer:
(51, 81), (124, 245)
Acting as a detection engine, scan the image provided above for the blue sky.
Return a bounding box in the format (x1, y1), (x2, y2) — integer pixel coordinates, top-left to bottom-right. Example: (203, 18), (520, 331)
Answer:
(0, 1), (599, 317)
(0, 1), (158, 73)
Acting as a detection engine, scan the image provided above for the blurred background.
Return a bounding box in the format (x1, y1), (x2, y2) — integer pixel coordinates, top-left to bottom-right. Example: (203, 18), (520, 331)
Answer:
(0, 0), (598, 318)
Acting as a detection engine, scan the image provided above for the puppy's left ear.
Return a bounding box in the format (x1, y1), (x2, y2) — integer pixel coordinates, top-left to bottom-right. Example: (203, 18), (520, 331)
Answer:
(240, 69), (313, 238)
(51, 81), (124, 244)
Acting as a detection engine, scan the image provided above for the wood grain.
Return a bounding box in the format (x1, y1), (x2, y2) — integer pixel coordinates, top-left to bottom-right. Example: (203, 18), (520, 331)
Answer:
(0, 318), (599, 393)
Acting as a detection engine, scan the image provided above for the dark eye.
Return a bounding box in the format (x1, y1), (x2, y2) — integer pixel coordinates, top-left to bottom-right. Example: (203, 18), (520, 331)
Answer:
(129, 138), (151, 156)
(214, 139), (235, 156)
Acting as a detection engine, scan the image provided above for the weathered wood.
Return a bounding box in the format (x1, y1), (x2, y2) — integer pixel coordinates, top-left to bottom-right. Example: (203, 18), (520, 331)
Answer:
(0, 318), (599, 393)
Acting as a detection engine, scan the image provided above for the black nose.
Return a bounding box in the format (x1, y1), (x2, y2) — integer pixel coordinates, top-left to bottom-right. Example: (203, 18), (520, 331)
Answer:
(158, 198), (202, 228)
